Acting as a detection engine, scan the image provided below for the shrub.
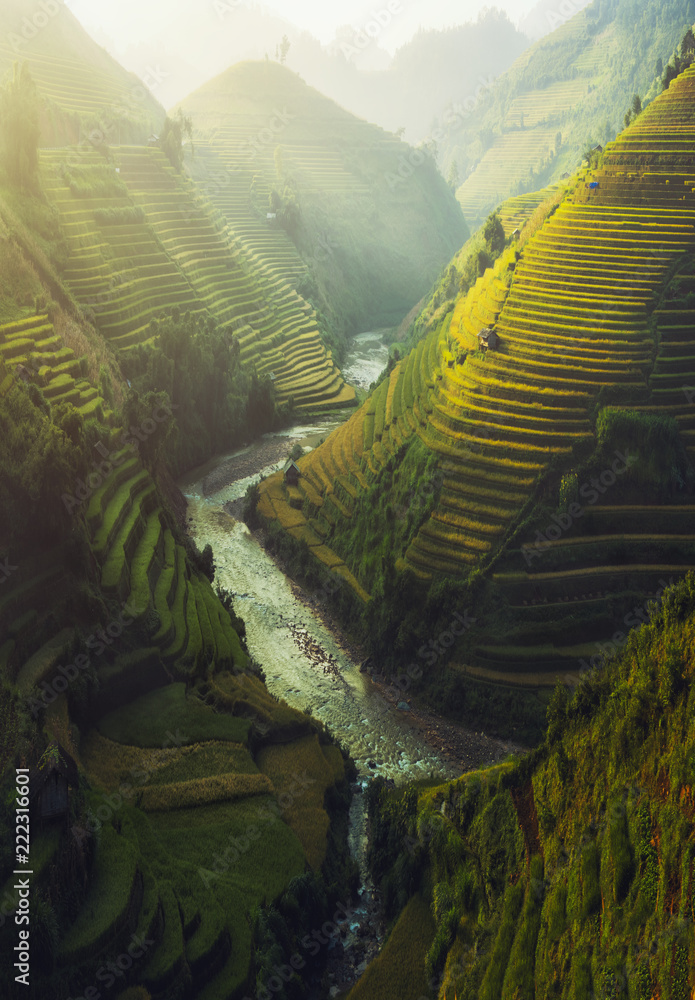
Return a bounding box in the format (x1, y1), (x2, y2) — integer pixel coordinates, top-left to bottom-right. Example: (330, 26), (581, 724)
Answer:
(93, 205), (145, 225)
(596, 408), (688, 491)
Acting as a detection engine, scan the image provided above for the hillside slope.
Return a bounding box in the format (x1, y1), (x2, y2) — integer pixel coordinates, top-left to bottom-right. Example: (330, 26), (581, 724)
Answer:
(444, 0), (695, 228)
(357, 572), (695, 1000)
(176, 61), (469, 347)
(0, 0), (164, 144)
(257, 61), (695, 702)
(0, 183), (354, 1000)
(37, 143), (353, 413)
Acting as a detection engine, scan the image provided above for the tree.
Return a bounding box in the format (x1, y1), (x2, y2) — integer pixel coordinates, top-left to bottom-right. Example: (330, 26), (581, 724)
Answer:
(0, 62), (40, 191)
(279, 35), (291, 65)
(682, 27), (695, 60)
(483, 212), (505, 254)
(160, 109), (193, 173)
(662, 63), (679, 90)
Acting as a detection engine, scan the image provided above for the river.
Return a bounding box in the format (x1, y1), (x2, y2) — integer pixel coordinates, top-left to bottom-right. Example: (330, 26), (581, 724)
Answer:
(178, 329), (519, 994)
(179, 330), (457, 786)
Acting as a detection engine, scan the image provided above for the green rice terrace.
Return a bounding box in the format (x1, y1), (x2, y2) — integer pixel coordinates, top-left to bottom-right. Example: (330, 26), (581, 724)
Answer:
(0, 0), (163, 145)
(2, 1), (695, 998)
(176, 61), (468, 341)
(259, 61), (695, 692)
(39, 146), (353, 412)
(0, 370), (353, 998)
(0, 313), (103, 420)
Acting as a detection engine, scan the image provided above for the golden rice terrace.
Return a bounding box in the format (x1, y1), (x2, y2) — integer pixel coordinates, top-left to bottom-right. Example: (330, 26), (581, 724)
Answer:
(260, 63), (695, 683)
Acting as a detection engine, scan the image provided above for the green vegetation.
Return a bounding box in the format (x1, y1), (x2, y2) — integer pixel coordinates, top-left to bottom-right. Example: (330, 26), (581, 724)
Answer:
(346, 893), (436, 1000)
(443, 0), (695, 226)
(41, 143), (354, 413)
(178, 60), (468, 350)
(0, 0), (165, 145)
(260, 62), (695, 741)
(98, 683), (252, 746)
(362, 572), (695, 999)
(0, 56), (357, 997)
(122, 310), (277, 475)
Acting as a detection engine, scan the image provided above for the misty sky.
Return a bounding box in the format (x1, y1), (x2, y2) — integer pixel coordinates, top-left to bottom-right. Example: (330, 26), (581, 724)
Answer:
(65, 0), (542, 54)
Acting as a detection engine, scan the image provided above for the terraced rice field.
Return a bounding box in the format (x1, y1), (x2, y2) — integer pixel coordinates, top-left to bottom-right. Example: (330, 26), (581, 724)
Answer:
(456, 128), (558, 226)
(261, 64), (695, 669)
(0, 40), (156, 124)
(187, 118), (385, 295)
(497, 184), (564, 235)
(504, 79), (589, 129)
(40, 146), (353, 411)
(32, 672), (339, 999)
(0, 313), (104, 418)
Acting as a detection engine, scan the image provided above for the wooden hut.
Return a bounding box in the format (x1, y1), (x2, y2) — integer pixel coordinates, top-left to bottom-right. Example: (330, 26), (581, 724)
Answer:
(283, 459), (301, 487)
(29, 744), (78, 825)
(478, 327), (499, 352)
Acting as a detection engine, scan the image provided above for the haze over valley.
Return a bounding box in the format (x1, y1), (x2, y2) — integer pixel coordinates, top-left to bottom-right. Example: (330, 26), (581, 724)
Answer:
(1, 1), (695, 998)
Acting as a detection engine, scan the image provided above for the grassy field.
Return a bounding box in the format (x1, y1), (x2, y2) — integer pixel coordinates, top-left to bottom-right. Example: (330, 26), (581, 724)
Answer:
(97, 683), (252, 746)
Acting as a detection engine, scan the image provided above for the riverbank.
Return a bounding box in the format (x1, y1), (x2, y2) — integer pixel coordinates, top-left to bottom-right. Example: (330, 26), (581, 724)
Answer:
(201, 435), (294, 496)
(249, 521), (528, 777)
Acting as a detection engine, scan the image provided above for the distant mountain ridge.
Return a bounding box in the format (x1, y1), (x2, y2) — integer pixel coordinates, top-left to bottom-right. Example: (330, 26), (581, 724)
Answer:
(0, 0), (164, 144)
(444, 0), (695, 228)
(177, 60), (469, 344)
